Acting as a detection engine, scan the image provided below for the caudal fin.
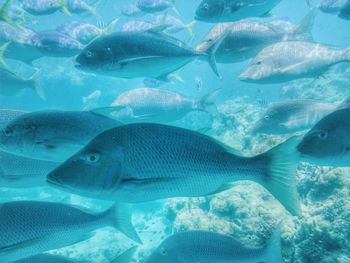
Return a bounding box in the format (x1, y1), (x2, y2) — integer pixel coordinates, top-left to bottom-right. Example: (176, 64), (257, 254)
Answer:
(260, 137), (301, 216)
(0, 0), (20, 29)
(264, 224), (284, 263)
(58, 0), (71, 16)
(186, 21), (196, 41)
(28, 69), (46, 100)
(110, 246), (137, 263)
(198, 89), (221, 115)
(102, 18), (118, 35)
(0, 42), (10, 68)
(109, 203), (142, 244)
(293, 8), (317, 41)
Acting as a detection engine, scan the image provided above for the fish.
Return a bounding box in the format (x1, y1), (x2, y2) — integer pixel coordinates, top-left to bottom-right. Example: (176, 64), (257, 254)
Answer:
(196, 10), (315, 64)
(30, 31), (84, 57)
(297, 108), (350, 167)
(339, 0), (350, 19)
(0, 109), (28, 129)
(154, 14), (196, 37)
(319, 0), (347, 14)
(0, 21), (34, 44)
(239, 41), (350, 84)
(56, 19), (118, 45)
(137, 0), (178, 14)
(21, 0), (70, 16)
(0, 0), (20, 29)
(0, 67), (45, 99)
(66, 0), (98, 15)
(75, 29), (219, 79)
(145, 228), (283, 263)
(0, 110), (122, 162)
(47, 123), (300, 216)
(252, 99), (337, 135)
(0, 201), (141, 262)
(94, 87), (220, 123)
(121, 20), (155, 32)
(120, 4), (145, 17)
(11, 246), (137, 263)
(195, 0), (282, 23)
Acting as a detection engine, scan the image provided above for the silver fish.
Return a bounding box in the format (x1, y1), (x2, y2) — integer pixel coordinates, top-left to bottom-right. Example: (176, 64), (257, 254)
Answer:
(95, 87), (220, 123)
(137, 0), (177, 14)
(0, 201), (140, 262)
(252, 99), (336, 135)
(21, 0), (70, 16)
(240, 41), (350, 83)
(195, 0), (282, 23)
(0, 110), (122, 162)
(47, 123), (300, 215)
(145, 228), (283, 263)
(298, 108), (350, 167)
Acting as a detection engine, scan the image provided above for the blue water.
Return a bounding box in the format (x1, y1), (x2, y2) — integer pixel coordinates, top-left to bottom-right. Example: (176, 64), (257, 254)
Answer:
(1, 0), (350, 262)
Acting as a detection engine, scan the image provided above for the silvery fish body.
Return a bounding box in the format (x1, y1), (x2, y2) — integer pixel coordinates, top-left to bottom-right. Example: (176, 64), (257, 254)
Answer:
(30, 31), (84, 57)
(121, 4), (145, 17)
(0, 22), (34, 44)
(197, 12), (314, 63)
(137, 0), (175, 13)
(252, 99), (336, 135)
(56, 21), (102, 44)
(75, 30), (214, 79)
(21, 0), (64, 15)
(121, 20), (154, 32)
(0, 110), (122, 162)
(107, 87), (217, 123)
(66, 0), (96, 15)
(145, 229), (283, 263)
(298, 108), (350, 167)
(154, 14), (193, 34)
(240, 41), (350, 83)
(0, 201), (139, 262)
(195, 0), (282, 23)
(47, 123), (300, 215)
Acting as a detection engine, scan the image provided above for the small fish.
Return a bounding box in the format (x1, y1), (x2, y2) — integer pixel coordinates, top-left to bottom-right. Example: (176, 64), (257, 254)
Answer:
(196, 10), (315, 64)
(195, 0), (282, 23)
(47, 123), (300, 215)
(0, 201), (140, 262)
(120, 4), (145, 17)
(137, 0), (178, 14)
(30, 31), (84, 57)
(56, 19), (118, 45)
(154, 14), (196, 37)
(121, 20), (155, 32)
(21, 0), (70, 16)
(252, 99), (336, 135)
(12, 246), (137, 263)
(75, 29), (219, 79)
(94, 87), (220, 123)
(0, 67), (44, 99)
(298, 108), (350, 167)
(240, 41), (350, 84)
(0, 110), (122, 162)
(145, 228), (283, 263)
(66, 0), (98, 15)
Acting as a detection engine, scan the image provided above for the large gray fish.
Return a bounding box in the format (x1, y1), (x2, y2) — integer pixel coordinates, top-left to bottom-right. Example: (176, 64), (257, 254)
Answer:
(240, 41), (350, 83)
(297, 108), (350, 167)
(56, 19), (118, 45)
(75, 29), (219, 79)
(195, 0), (282, 23)
(95, 87), (220, 123)
(196, 11), (315, 64)
(145, 228), (283, 263)
(47, 123), (300, 215)
(12, 246), (137, 263)
(30, 31), (84, 57)
(252, 99), (336, 135)
(21, 0), (70, 16)
(0, 67), (44, 99)
(0, 110), (122, 162)
(0, 201), (140, 262)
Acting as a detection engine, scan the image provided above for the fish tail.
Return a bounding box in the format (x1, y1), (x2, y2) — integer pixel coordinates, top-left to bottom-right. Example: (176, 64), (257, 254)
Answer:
(171, 2), (180, 16)
(0, 42), (10, 68)
(293, 8), (317, 41)
(0, 0), (20, 29)
(107, 203), (142, 244)
(186, 21), (196, 41)
(102, 18), (119, 35)
(198, 88), (221, 115)
(110, 246), (137, 263)
(58, 0), (71, 16)
(28, 69), (46, 100)
(265, 223), (284, 262)
(259, 136), (301, 216)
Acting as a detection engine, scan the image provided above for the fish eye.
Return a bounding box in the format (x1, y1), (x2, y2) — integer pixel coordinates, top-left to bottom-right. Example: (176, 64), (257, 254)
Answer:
(3, 128), (13, 137)
(264, 115), (270, 120)
(86, 51), (94, 58)
(86, 153), (101, 163)
(318, 131), (328, 139)
(160, 247), (167, 256)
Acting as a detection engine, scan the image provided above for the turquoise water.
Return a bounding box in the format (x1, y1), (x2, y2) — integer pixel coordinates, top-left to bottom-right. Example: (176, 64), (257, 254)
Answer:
(1, 0), (350, 262)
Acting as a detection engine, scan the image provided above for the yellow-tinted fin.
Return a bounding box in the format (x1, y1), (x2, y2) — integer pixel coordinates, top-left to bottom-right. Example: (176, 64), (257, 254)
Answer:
(0, 42), (10, 69)
(0, 0), (20, 29)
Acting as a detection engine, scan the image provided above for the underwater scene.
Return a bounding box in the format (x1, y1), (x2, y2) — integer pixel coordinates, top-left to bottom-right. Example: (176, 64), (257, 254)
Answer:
(0, 0), (350, 262)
